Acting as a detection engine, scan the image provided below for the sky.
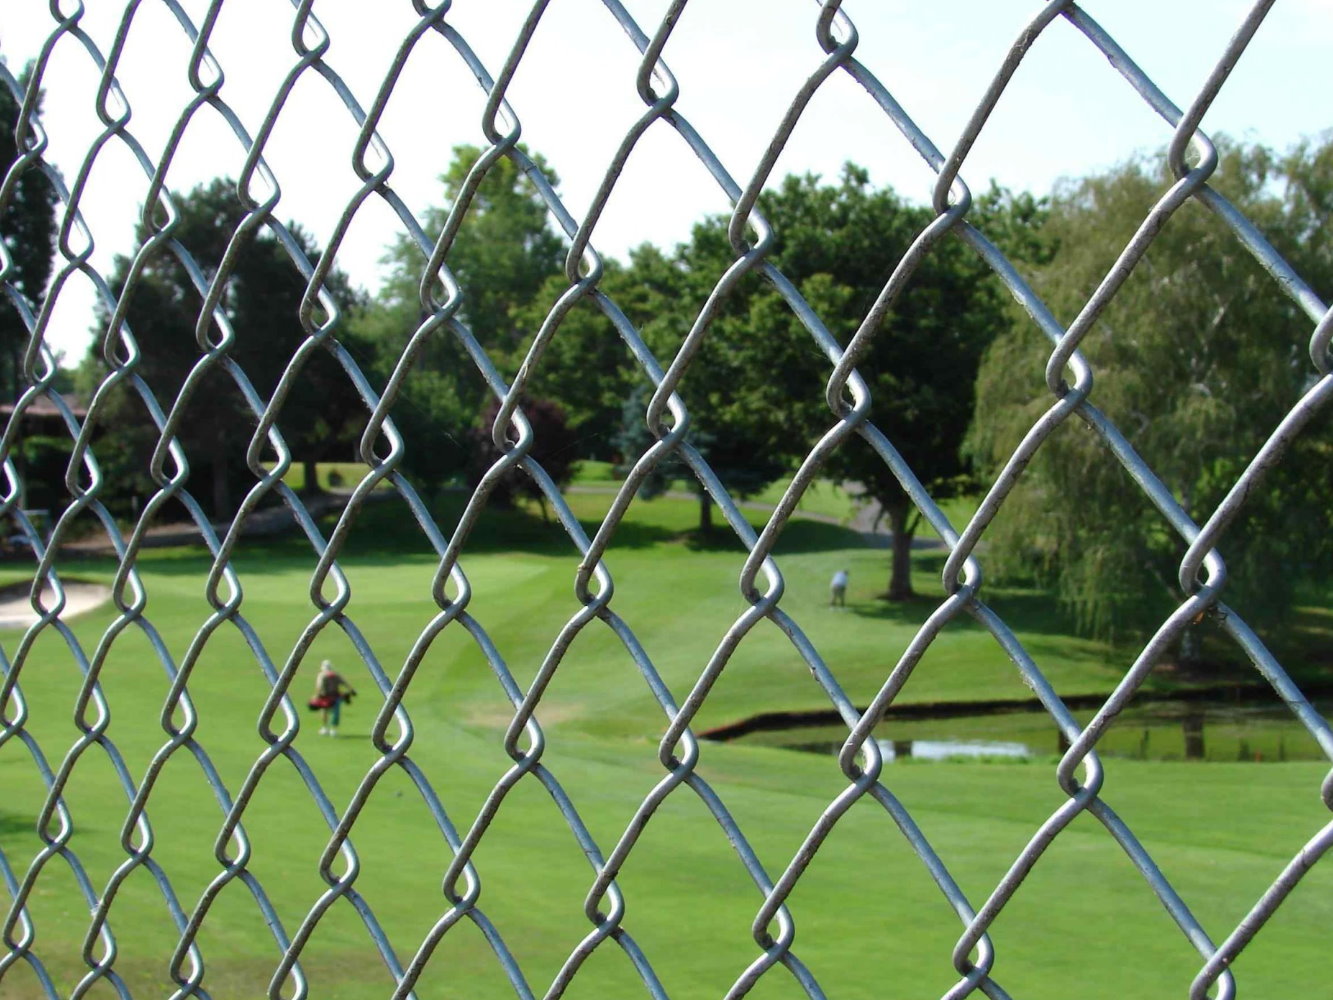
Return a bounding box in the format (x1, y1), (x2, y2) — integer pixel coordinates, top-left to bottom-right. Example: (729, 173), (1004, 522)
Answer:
(3, 0), (1332, 364)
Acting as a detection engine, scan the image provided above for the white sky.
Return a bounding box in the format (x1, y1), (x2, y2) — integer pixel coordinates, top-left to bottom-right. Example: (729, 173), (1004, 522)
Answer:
(4, 0), (1332, 364)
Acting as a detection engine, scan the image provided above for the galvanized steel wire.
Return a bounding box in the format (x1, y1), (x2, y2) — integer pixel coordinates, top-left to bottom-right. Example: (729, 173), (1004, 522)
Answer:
(1, 1), (1331, 998)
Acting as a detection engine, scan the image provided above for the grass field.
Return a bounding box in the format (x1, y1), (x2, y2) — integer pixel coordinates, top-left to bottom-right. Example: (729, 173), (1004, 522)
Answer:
(266, 461), (398, 494)
(1, 487), (1330, 999)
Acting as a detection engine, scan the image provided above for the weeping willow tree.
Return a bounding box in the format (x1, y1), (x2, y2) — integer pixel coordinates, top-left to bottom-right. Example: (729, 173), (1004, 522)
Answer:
(967, 137), (1333, 658)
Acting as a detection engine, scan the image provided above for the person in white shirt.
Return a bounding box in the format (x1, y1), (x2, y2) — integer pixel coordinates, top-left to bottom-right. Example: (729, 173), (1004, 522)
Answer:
(830, 568), (849, 607)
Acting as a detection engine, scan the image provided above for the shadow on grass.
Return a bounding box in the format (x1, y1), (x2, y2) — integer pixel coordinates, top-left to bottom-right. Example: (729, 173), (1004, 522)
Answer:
(105, 491), (877, 581)
(848, 553), (1333, 689)
(0, 811), (33, 839)
(677, 517), (868, 555)
(846, 550), (1090, 641)
(117, 493), (688, 573)
(308, 494), (869, 559)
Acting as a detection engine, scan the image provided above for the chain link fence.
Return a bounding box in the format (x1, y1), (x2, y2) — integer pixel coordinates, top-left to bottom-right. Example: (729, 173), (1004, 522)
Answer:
(2, 1), (1331, 998)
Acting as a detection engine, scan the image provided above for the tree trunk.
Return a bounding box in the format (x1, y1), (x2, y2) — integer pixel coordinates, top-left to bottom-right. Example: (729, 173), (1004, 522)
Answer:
(885, 502), (915, 601)
(211, 458), (231, 522)
(1178, 625), (1205, 673)
(302, 457), (320, 495)
(698, 492), (713, 534)
(9, 348), (25, 512)
(1182, 710), (1205, 760)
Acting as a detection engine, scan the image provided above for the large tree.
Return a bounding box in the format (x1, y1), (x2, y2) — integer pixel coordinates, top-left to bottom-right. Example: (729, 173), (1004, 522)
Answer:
(637, 229), (823, 535)
(738, 167), (1007, 597)
(347, 144), (565, 490)
(1, 57), (58, 398)
(521, 251), (668, 459)
(466, 394), (578, 516)
(546, 236), (812, 535)
(966, 139), (1333, 650)
(529, 167), (1008, 560)
(87, 178), (364, 519)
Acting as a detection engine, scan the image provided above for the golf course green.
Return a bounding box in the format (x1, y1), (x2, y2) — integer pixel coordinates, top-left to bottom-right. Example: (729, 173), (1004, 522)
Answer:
(1, 486), (1329, 999)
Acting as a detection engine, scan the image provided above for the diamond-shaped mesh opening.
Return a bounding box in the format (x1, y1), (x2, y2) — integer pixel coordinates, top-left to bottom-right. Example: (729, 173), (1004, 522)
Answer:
(2, 2), (1332, 999)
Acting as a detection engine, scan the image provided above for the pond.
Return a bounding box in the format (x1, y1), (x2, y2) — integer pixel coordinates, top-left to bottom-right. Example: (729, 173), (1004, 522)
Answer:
(731, 699), (1333, 763)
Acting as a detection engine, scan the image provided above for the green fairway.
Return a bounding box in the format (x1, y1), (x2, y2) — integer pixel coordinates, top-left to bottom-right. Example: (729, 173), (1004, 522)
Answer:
(265, 461), (399, 494)
(570, 460), (862, 525)
(1, 492), (1330, 999)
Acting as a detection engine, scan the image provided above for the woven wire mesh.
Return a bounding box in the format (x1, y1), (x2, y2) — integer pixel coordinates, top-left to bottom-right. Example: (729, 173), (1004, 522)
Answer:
(1, 1), (1331, 998)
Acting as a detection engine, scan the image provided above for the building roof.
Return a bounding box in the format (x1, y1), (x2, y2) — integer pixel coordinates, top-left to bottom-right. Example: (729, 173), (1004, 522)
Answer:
(0, 396), (89, 422)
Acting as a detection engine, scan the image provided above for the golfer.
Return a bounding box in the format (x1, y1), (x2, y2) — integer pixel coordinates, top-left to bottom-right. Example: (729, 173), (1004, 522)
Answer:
(311, 659), (357, 736)
(830, 568), (849, 607)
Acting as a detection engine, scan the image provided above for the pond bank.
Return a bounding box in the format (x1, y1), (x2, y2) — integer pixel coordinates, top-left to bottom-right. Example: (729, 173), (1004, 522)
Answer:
(700, 679), (1333, 742)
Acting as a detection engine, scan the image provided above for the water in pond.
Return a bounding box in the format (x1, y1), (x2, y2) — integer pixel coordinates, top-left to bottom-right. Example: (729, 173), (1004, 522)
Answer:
(742, 699), (1333, 763)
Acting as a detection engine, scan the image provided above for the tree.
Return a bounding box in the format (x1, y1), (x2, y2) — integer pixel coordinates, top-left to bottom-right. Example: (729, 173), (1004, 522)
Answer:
(0, 57), (58, 398)
(725, 167), (1007, 596)
(428, 145), (565, 356)
(639, 231), (821, 535)
(533, 167), (1006, 556)
(467, 395), (578, 516)
(966, 138), (1333, 651)
(88, 178), (364, 519)
(525, 238), (797, 533)
(520, 252), (665, 460)
(564, 229), (836, 536)
(347, 144), (565, 491)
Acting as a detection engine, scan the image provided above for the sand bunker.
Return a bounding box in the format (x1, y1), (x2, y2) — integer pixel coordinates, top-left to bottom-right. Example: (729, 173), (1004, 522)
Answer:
(0, 581), (113, 629)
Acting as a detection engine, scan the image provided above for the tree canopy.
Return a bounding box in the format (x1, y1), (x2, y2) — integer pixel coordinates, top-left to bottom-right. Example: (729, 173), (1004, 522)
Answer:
(523, 165), (1009, 563)
(347, 144), (566, 491)
(649, 167), (1006, 591)
(527, 226), (823, 534)
(771, 169), (1013, 597)
(1, 59), (57, 396)
(57, 126), (1332, 657)
(967, 138), (1333, 650)
(85, 178), (363, 518)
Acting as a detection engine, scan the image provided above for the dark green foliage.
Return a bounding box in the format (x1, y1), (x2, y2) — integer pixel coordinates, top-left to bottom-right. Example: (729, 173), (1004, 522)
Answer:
(15, 434), (71, 512)
(967, 138), (1333, 648)
(467, 395), (577, 514)
(347, 144), (565, 490)
(521, 253), (666, 460)
(612, 384), (666, 495)
(975, 181), (1056, 268)
(549, 221), (832, 534)
(590, 237), (816, 533)
(431, 147), (565, 356)
(531, 166), (1006, 551)
(340, 300), (471, 492)
(0, 59), (57, 397)
(744, 166), (1007, 595)
(1, 60), (62, 520)
(86, 178), (365, 519)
